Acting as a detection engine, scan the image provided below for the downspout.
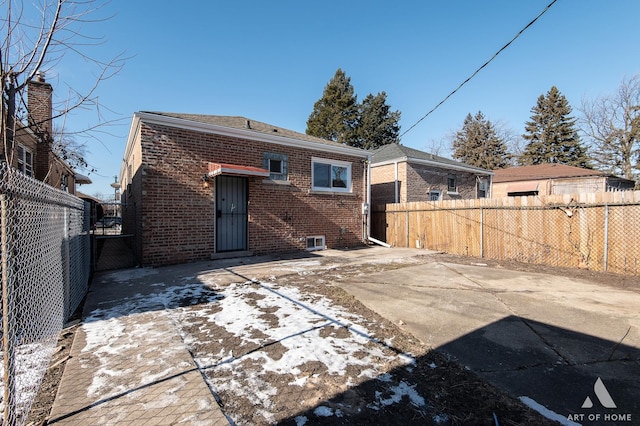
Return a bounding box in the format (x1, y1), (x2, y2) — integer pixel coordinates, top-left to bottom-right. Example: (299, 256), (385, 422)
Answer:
(364, 159), (370, 242)
(488, 174), (493, 198)
(394, 160), (399, 203)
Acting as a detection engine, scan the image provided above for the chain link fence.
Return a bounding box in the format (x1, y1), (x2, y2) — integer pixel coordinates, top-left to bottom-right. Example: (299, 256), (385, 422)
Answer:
(373, 193), (640, 276)
(0, 164), (90, 425)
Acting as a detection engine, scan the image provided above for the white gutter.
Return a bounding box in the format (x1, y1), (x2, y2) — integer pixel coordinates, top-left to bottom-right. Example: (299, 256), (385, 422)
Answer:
(372, 156), (493, 176)
(135, 112), (369, 158)
(366, 158), (371, 241)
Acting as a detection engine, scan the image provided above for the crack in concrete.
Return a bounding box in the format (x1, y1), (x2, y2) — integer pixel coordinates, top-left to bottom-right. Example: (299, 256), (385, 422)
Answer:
(439, 262), (575, 366)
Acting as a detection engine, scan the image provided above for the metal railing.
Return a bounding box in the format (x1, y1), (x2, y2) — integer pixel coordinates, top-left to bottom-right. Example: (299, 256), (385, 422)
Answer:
(0, 164), (90, 425)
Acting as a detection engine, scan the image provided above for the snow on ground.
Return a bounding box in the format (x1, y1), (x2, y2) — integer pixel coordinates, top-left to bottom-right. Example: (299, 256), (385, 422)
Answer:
(174, 278), (424, 423)
(519, 396), (581, 426)
(0, 340), (57, 423)
(80, 269), (426, 424)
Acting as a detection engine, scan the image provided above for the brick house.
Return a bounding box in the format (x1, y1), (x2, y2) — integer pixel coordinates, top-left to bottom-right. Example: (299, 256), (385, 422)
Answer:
(492, 164), (635, 198)
(119, 112), (371, 266)
(370, 144), (493, 204)
(1, 72), (82, 193)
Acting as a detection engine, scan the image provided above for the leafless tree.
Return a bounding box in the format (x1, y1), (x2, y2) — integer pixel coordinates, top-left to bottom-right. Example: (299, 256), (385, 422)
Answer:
(580, 74), (640, 181)
(1, 0), (125, 172)
(493, 119), (521, 166)
(422, 137), (448, 157)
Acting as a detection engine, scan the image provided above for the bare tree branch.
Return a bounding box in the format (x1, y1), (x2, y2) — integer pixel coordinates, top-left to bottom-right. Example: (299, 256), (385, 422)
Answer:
(579, 74), (640, 180)
(2, 0), (126, 178)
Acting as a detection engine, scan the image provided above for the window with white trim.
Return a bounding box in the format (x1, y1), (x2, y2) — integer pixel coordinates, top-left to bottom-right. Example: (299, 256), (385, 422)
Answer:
(312, 158), (351, 192)
(447, 175), (457, 193)
(429, 190), (441, 201)
(17, 145), (33, 177)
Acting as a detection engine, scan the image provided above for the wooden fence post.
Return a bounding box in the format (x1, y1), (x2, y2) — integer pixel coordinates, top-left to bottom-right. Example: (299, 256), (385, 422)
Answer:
(405, 210), (409, 248)
(603, 204), (609, 272)
(480, 207), (484, 258)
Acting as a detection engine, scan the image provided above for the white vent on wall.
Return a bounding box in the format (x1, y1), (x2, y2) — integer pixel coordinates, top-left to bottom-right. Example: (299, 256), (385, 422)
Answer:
(306, 236), (325, 251)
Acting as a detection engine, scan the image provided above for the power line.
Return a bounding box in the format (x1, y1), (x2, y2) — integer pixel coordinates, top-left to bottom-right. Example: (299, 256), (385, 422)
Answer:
(401, 0), (558, 138)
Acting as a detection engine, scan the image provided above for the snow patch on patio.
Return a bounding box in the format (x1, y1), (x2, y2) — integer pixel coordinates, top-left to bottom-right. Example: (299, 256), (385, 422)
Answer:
(78, 274), (424, 423)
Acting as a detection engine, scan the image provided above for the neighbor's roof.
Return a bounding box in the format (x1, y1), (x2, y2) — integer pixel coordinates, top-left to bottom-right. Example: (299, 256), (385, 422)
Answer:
(371, 143), (492, 175)
(138, 112), (368, 155)
(492, 164), (632, 183)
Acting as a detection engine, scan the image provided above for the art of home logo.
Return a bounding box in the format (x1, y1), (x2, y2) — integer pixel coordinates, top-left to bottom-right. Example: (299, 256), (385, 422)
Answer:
(567, 377), (632, 423)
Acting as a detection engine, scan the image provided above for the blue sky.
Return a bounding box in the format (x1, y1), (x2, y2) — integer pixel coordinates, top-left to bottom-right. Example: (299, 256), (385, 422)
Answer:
(45, 0), (640, 198)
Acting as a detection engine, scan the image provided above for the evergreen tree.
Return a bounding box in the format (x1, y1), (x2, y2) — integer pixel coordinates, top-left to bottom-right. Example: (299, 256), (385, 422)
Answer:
(520, 86), (590, 167)
(306, 69), (359, 145)
(452, 111), (510, 169)
(356, 92), (401, 150)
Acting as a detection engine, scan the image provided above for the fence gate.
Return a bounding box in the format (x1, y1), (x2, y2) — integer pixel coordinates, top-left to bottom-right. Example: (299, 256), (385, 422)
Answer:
(92, 201), (137, 271)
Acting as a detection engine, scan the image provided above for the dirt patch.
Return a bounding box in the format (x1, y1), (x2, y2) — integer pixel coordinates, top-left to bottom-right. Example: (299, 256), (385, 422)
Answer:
(26, 321), (78, 426)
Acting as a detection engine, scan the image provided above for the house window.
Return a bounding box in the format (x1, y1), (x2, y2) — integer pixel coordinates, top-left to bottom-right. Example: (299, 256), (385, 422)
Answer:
(478, 179), (488, 198)
(263, 152), (288, 181)
(61, 174), (69, 192)
(312, 158), (351, 192)
(429, 190), (441, 201)
(269, 158), (282, 174)
(17, 145), (33, 177)
(447, 175), (457, 193)
(306, 235), (326, 251)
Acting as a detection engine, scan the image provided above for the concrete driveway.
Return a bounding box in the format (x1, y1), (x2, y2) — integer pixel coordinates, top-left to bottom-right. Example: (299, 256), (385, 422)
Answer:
(338, 257), (640, 424)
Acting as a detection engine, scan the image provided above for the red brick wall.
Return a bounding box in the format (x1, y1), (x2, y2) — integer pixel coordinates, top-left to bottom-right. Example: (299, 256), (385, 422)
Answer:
(372, 160), (480, 203)
(371, 163), (398, 205)
(121, 126), (144, 263)
(134, 122), (366, 266)
(405, 163), (478, 201)
(27, 79), (54, 182)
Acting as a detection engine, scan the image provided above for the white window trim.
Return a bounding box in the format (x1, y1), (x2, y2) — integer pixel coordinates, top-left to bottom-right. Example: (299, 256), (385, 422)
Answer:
(17, 145), (34, 177)
(306, 235), (326, 251)
(447, 175), (458, 194)
(311, 157), (352, 193)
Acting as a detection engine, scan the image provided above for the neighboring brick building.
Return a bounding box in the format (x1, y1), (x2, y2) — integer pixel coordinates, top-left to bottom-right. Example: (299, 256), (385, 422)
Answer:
(492, 164), (635, 198)
(370, 144), (493, 205)
(2, 72), (82, 193)
(120, 112), (371, 266)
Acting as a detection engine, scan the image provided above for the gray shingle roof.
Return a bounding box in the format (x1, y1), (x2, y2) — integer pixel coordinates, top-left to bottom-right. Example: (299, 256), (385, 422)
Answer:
(371, 143), (491, 174)
(141, 112), (349, 149)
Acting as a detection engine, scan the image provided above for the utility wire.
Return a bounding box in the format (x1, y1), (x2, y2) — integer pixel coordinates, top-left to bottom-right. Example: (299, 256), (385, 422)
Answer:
(401, 0), (558, 138)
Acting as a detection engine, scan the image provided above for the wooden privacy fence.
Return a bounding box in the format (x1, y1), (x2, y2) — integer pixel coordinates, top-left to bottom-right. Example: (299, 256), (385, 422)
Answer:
(371, 191), (640, 276)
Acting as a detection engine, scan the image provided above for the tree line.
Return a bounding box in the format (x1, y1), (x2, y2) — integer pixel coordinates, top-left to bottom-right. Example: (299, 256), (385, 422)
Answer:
(306, 69), (640, 182)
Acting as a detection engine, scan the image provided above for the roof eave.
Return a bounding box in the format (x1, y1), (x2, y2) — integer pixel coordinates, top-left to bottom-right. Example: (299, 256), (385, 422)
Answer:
(493, 173), (628, 183)
(372, 156), (493, 175)
(134, 112), (370, 158)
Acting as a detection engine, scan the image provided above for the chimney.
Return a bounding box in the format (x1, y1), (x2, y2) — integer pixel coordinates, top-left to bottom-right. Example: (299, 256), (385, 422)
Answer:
(27, 71), (54, 181)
